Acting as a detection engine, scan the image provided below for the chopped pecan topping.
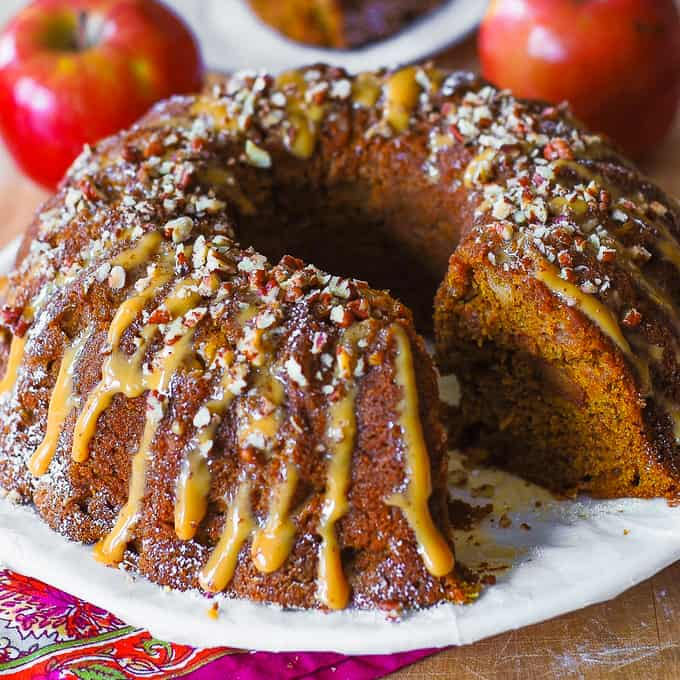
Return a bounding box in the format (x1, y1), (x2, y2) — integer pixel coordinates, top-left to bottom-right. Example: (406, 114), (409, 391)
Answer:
(622, 308), (642, 328)
(543, 138), (573, 161)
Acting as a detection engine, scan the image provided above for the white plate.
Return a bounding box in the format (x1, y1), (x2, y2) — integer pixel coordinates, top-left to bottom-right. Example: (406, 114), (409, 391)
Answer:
(1, 236), (679, 654)
(167, 0), (486, 72)
(0, 1), (486, 73)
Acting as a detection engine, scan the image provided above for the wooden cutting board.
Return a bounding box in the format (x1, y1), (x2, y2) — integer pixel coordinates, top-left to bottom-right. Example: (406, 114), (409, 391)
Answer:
(0, 36), (678, 680)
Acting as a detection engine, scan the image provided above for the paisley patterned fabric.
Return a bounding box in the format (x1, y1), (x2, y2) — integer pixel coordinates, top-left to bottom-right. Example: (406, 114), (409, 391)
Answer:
(0, 570), (433, 678)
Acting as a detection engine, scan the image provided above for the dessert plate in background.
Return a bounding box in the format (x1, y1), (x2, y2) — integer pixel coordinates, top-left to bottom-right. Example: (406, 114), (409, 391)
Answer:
(0, 1), (486, 73)
(1, 235), (680, 654)
(166, 0), (486, 72)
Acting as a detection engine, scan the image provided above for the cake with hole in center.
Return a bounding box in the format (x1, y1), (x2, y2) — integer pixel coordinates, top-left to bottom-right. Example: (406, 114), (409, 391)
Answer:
(0, 63), (679, 613)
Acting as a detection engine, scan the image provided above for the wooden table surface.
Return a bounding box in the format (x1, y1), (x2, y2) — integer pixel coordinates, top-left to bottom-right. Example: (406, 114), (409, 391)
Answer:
(0, 34), (678, 680)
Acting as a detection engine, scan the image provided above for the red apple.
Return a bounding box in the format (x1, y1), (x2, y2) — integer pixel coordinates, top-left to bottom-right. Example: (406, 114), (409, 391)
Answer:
(479, 0), (680, 157)
(0, 0), (204, 189)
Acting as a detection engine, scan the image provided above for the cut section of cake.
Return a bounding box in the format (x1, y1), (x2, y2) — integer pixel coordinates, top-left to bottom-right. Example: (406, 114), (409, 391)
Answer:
(434, 87), (680, 499)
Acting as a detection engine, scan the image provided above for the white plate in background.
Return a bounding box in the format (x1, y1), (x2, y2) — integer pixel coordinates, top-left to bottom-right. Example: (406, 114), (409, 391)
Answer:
(161, 0), (485, 72)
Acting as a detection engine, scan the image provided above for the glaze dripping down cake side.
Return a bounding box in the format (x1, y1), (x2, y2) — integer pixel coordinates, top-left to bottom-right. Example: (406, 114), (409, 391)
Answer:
(0, 63), (679, 613)
(0, 215), (471, 609)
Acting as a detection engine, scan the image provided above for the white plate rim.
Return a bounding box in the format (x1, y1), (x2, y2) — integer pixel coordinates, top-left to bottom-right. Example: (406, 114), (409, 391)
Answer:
(1, 236), (680, 654)
(170, 0), (486, 73)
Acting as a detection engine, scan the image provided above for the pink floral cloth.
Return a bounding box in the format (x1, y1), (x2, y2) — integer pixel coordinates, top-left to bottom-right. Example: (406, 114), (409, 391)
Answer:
(0, 570), (435, 679)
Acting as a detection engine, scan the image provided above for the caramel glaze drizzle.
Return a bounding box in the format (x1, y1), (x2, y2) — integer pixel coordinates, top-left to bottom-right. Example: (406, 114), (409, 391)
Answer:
(276, 70), (326, 159)
(4, 232), (167, 475)
(554, 160), (680, 333)
(352, 66), (440, 134)
(93, 288), (197, 564)
(71, 232), (169, 463)
(93, 419), (156, 563)
(386, 324), (455, 578)
(0, 304), (34, 397)
(197, 353), (293, 591)
(199, 479), (255, 593)
(546, 148), (680, 440)
(250, 461), (298, 574)
(193, 66), (434, 164)
(174, 356), (287, 544)
(14, 66), (456, 603)
(382, 66), (421, 133)
(174, 441), (213, 542)
(28, 331), (89, 476)
(237, 366), (285, 453)
(313, 326), (368, 609)
(352, 72), (381, 108)
(246, 370), (297, 575)
(45, 233), (202, 564)
(534, 262), (652, 397)
(199, 317), (453, 603)
(5, 63), (680, 609)
(0, 335), (27, 395)
(83, 282), (454, 600)
(71, 270), (184, 463)
(93, 324), (197, 564)
(111, 230), (164, 269)
(317, 383), (357, 610)
(273, 65), (439, 157)
(174, 365), (240, 542)
(383, 66), (442, 133)
(535, 263), (634, 360)
(556, 159), (680, 275)
(541, 160), (680, 401)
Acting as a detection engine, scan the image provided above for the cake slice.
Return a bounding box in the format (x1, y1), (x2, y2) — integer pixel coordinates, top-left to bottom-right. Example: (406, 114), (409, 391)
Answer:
(434, 96), (680, 499)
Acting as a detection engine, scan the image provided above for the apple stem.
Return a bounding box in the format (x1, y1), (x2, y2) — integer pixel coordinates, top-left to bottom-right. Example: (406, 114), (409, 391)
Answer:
(75, 11), (103, 51)
(76, 11), (88, 51)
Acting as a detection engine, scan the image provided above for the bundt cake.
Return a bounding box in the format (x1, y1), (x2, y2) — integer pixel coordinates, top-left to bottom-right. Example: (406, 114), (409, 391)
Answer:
(246, 0), (445, 48)
(0, 63), (679, 614)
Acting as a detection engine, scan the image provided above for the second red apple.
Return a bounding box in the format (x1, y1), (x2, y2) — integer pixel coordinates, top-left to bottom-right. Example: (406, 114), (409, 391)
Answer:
(0, 0), (204, 189)
(479, 0), (680, 156)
